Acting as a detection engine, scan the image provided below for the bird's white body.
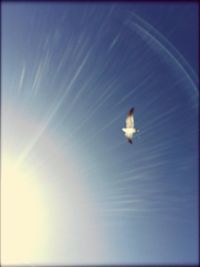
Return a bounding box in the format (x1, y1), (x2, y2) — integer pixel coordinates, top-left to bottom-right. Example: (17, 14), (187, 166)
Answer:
(122, 108), (139, 143)
(122, 127), (136, 140)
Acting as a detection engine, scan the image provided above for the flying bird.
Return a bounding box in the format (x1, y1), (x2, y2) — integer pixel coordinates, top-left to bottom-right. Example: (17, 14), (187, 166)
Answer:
(122, 108), (139, 144)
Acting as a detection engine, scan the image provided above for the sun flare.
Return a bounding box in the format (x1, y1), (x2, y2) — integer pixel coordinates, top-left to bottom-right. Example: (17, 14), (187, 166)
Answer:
(1, 156), (49, 265)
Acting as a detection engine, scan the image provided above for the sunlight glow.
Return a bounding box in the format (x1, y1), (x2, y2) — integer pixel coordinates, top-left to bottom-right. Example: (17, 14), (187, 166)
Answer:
(1, 156), (49, 265)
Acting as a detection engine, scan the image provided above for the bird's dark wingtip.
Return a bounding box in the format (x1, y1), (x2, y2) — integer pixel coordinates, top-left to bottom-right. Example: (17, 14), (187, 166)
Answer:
(128, 138), (133, 144)
(128, 107), (134, 115)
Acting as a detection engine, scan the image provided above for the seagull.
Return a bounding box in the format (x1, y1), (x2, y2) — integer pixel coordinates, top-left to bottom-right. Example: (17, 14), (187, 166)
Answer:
(122, 108), (139, 144)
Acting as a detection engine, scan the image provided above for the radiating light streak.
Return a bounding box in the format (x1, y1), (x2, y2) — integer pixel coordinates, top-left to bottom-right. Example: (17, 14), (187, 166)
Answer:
(111, 144), (171, 167)
(103, 140), (127, 153)
(16, 51), (90, 165)
(102, 189), (195, 205)
(140, 106), (178, 134)
(79, 106), (128, 148)
(74, 142), (170, 183)
(18, 64), (26, 94)
(139, 77), (186, 120)
(116, 73), (153, 105)
(99, 205), (180, 214)
(98, 182), (197, 218)
(127, 13), (198, 94)
(109, 33), (120, 50)
(66, 78), (117, 130)
(94, 6), (115, 42)
(98, 175), (163, 197)
(67, 85), (118, 140)
(106, 171), (164, 190)
(31, 62), (43, 95)
(97, 198), (145, 206)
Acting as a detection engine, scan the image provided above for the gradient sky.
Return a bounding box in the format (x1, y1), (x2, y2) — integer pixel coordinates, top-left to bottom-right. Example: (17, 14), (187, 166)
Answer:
(1, 2), (199, 265)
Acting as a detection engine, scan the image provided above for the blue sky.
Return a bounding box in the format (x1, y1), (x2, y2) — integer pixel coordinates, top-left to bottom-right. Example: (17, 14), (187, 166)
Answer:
(2, 2), (198, 265)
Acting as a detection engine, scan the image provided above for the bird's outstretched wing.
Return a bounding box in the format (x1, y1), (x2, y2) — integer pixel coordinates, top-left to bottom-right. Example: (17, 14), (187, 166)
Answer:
(126, 108), (134, 128)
